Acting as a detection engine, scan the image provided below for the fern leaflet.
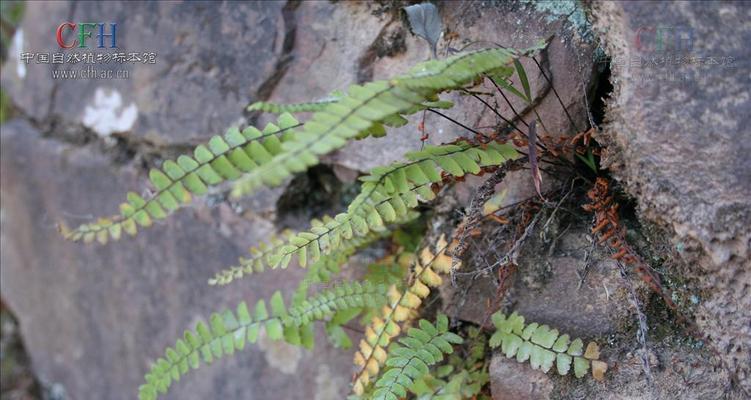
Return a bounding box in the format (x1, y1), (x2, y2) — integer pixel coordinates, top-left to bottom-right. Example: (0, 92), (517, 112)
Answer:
(139, 281), (387, 400)
(60, 113), (302, 243)
(489, 311), (608, 380)
(371, 314), (463, 400)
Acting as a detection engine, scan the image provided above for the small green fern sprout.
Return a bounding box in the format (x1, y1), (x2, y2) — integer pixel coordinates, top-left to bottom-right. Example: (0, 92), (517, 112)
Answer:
(60, 113), (302, 244)
(489, 311), (608, 381)
(139, 281), (387, 400)
(353, 236), (456, 395)
(369, 314), (463, 400)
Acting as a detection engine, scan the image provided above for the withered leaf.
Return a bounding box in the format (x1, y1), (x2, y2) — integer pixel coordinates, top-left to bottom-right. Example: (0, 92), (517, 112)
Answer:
(404, 2), (443, 57)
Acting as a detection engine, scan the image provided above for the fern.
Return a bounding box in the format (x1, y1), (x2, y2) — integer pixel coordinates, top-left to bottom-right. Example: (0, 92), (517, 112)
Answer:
(210, 221), (390, 286)
(353, 236), (456, 395)
(410, 326), (490, 399)
(229, 47), (529, 198)
(248, 94), (343, 114)
(213, 141), (518, 287)
(61, 45), (543, 244)
(54, 41), (565, 399)
(60, 113), (302, 244)
(370, 314), (463, 400)
(139, 281), (386, 400)
(489, 311), (608, 381)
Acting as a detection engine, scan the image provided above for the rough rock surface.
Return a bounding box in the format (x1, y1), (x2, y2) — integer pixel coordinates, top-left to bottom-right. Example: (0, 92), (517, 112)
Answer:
(1, 1), (286, 146)
(441, 216), (637, 338)
(489, 355), (553, 400)
(266, 1), (597, 171)
(0, 119), (354, 400)
(2, 1), (746, 400)
(0, 1), (596, 399)
(592, 1), (751, 392)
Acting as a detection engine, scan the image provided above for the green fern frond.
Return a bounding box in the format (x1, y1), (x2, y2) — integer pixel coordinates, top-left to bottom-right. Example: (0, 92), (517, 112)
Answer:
(230, 47), (523, 198)
(139, 281), (387, 400)
(371, 314), (463, 400)
(248, 142), (517, 275)
(209, 212), (403, 286)
(411, 326), (490, 399)
(410, 370), (473, 400)
(353, 237), (456, 395)
(211, 141), (515, 288)
(63, 47), (535, 244)
(249, 93), (454, 117)
(60, 113), (302, 244)
(489, 311), (608, 380)
(208, 229), (295, 285)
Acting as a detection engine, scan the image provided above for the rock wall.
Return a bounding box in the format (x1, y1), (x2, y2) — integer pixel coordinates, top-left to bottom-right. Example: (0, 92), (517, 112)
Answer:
(592, 1), (751, 393)
(0, 1), (595, 399)
(1, 1), (747, 400)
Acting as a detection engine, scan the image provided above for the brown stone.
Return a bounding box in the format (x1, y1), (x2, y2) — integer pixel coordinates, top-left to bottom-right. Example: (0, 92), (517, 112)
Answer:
(592, 1), (751, 391)
(0, 117), (351, 400)
(490, 354), (553, 400)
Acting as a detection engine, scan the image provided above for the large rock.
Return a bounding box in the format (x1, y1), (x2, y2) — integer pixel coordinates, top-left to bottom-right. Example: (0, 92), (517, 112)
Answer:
(0, 119), (354, 400)
(9, 1), (743, 400)
(266, 1), (597, 171)
(1, 1), (286, 145)
(489, 355), (553, 400)
(592, 1), (751, 391)
(441, 218), (637, 338)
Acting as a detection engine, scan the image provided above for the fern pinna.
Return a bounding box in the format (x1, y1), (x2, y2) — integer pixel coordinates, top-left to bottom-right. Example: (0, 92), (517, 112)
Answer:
(372, 314), (463, 400)
(59, 41), (561, 400)
(489, 311), (608, 381)
(139, 282), (387, 399)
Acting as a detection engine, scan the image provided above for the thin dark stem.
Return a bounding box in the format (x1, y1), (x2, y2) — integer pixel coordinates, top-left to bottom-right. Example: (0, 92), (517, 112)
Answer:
(532, 56), (580, 133)
(461, 89), (525, 135)
(427, 108), (565, 164)
(426, 108), (490, 141)
(487, 77), (530, 128)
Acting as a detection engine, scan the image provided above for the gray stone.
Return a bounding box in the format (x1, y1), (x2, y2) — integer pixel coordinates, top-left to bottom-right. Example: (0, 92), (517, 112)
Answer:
(592, 1), (751, 391)
(4, 1), (747, 399)
(441, 217), (637, 338)
(264, 1), (597, 172)
(1, 1), (286, 146)
(0, 119), (351, 400)
(489, 355), (553, 400)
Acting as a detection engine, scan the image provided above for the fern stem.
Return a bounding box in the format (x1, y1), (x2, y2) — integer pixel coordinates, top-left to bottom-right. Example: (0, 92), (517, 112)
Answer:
(531, 56), (580, 133)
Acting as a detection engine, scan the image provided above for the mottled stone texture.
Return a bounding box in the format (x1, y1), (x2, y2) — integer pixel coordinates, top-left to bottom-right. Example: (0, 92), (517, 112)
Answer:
(593, 0), (751, 392)
(0, 1), (595, 399)
(0, 119), (355, 400)
(2, 1), (746, 400)
(1, 1), (286, 145)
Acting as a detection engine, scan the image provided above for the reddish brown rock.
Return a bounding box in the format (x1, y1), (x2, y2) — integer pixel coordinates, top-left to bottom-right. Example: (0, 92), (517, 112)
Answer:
(490, 355), (553, 400)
